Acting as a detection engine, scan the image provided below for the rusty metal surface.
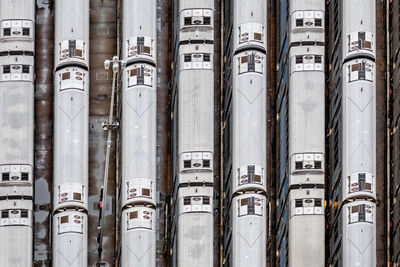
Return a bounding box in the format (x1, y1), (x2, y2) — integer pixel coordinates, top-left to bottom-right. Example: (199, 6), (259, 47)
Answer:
(88, 0), (117, 265)
(156, 0), (171, 266)
(34, 1), (54, 266)
(267, 1), (277, 266)
(213, 1), (221, 266)
(376, 1), (388, 266)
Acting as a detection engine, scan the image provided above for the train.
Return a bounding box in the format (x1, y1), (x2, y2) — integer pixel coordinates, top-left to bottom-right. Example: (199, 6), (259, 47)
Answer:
(0, 0), (35, 266)
(174, 0), (215, 266)
(230, 0), (268, 266)
(120, 0), (157, 266)
(52, 0), (89, 266)
(339, 1), (377, 266)
(287, 1), (326, 266)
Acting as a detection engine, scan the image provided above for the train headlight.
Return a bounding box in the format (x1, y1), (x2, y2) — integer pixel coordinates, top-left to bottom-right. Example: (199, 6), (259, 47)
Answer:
(104, 59), (111, 69)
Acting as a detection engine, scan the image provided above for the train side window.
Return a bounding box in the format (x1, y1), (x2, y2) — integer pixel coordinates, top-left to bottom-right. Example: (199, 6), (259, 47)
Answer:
(314, 19), (322, 27)
(295, 199), (303, 207)
(73, 193), (82, 201)
(203, 159), (210, 168)
(203, 197), (210, 205)
(315, 199), (322, 207)
(203, 17), (211, 25)
(296, 19), (303, 27)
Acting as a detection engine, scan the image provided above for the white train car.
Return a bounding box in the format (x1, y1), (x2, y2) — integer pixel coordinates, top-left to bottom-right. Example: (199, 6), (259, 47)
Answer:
(230, 0), (267, 266)
(176, 0), (215, 266)
(121, 206), (156, 266)
(287, 1), (325, 266)
(52, 211), (88, 266)
(53, 1), (89, 266)
(120, 1), (157, 266)
(0, 199), (33, 266)
(0, 1), (35, 266)
(341, 1), (377, 266)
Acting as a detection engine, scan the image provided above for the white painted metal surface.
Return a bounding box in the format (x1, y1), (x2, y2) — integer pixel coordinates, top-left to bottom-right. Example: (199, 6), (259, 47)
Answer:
(230, 0), (267, 266)
(341, 1), (377, 266)
(176, 0), (215, 266)
(0, 1), (34, 266)
(53, 1), (89, 266)
(121, 1), (157, 266)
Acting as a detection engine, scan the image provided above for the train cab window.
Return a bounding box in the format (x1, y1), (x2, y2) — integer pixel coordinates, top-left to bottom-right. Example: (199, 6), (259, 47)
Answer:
(292, 153), (324, 172)
(238, 23), (265, 44)
(347, 31), (374, 52)
(142, 188), (150, 196)
(130, 211), (138, 219)
(60, 216), (69, 224)
(2, 173), (10, 181)
(184, 197), (191, 205)
(238, 53), (263, 74)
(184, 17), (192, 25)
(22, 65), (29, 73)
(22, 28), (30, 36)
(59, 39), (86, 61)
(21, 172), (28, 181)
(349, 203), (373, 224)
(294, 54), (324, 72)
(3, 65), (10, 74)
(348, 60), (373, 82)
(127, 36), (154, 58)
(203, 159), (210, 168)
(295, 56), (303, 64)
(182, 9), (213, 27)
(21, 210), (28, 218)
(62, 72), (70, 80)
(3, 28), (11, 36)
(184, 54), (192, 62)
(1, 20), (33, 39)
(238, 197), (263, 217)
(1, 210), (8, 218)
(184, 160), (191, 168)
(348, 173), (373, 193)
(237, 165), (264, 186)
(128, 65), (153, 87)
(292, 11), (324, 30)
(295, 199), (303, 207)
(73, 193), (81, 201)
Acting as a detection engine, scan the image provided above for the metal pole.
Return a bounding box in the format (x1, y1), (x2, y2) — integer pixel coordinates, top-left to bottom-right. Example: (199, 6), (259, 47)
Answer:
(386, 0), (391, 265)
(98, 57), (120, 254)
